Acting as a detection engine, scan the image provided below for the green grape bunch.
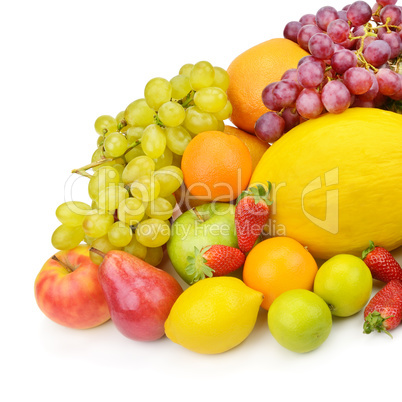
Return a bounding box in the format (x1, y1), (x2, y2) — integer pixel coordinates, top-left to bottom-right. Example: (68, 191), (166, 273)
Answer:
(50, 61), (232, 267)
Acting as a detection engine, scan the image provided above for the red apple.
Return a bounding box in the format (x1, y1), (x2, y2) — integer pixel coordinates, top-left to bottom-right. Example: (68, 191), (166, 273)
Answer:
(34, 245), (110, 329)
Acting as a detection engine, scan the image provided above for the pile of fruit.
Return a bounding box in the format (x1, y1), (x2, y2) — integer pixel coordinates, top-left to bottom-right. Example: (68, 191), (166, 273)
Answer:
(35, 0), (402, 355)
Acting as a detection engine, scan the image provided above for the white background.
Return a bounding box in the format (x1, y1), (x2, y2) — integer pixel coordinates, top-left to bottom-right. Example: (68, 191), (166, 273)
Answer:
(2, 0), (402, 401)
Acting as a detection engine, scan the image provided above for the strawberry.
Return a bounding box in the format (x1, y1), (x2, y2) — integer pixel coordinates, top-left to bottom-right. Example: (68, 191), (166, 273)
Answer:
(362, 240), (402, 283)
(235, 183), (272, 254)
(363, 279), (402, 337)
(185, 245), (245, 284)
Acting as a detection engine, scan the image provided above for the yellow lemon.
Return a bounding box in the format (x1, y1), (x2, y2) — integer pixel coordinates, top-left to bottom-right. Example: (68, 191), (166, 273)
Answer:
(164, 277), (263, 354)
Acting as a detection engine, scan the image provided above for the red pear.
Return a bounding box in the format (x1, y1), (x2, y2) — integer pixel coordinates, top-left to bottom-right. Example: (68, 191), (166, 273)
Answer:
(96, 249), (183, 341)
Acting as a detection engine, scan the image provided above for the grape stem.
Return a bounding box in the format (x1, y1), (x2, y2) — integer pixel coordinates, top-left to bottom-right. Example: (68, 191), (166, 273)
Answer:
(71, 157), (114, 177)
(180, 90), (195, 108)
(71, 139), (142, 178)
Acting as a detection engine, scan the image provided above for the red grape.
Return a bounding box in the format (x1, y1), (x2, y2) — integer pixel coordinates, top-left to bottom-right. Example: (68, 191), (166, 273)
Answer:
(297, 24), (323, 50)
(376, 68), (401, 96)
(327, 19), (351, 43)
(308, 33), (335, 59)
(359, 71), (379, 101)
(272, 79), (301, 108)
(282, 107), (301, 132)
(389, 75), (402, 100)
(299, 14), (317, 26)
(315, 6), (339, 31)
(363, 40), (392, 67)
(297, 60), (325, 88)
(255, 112), (285, 143)
(344, 67), (373, 95)
(321, 80), (351, 113)
(380, 5), (402, 25)
(284, 21), (303, 43)
(261, 83), (281, 111)
(347, 1), (372, 26)
(377, 0), (398, 7)
(331, 49), (358, 74)
(379, 31), (402, 58)
(296, 88), (324, 119)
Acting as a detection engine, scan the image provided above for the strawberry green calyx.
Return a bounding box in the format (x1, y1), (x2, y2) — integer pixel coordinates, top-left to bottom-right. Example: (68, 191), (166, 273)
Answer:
(185, 246), (214, 285)
(236, 181), (273, 206)
(363, 311), (393, 338)
(362, 240), (376, 260)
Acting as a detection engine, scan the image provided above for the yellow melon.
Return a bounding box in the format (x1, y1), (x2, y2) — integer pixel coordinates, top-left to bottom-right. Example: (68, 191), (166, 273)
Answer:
(250, 108), (402, 260)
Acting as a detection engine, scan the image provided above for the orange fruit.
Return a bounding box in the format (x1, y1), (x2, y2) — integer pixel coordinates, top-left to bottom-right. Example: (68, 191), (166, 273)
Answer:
(227, 38), (309, 134)
(243, 236), (318, 310)
(181, 131), (252, 202)
(224, 125), (270, 172)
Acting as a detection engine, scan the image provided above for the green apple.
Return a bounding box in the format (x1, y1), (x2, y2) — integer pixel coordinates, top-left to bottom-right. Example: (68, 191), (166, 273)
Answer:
(167, 202), (238, 284)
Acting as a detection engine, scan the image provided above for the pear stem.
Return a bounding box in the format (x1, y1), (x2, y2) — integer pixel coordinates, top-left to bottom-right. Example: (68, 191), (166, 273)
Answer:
(89, 247), (106, 258)
(51, 255), (73, 273)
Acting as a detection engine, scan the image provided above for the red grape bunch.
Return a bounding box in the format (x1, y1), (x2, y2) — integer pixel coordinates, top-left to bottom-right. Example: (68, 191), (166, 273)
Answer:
(256, 0), (402, 143)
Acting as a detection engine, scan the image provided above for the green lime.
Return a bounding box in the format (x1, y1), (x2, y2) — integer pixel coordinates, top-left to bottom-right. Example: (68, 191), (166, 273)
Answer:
(268, 289), (332, 353)
(313, 254), (372, 317)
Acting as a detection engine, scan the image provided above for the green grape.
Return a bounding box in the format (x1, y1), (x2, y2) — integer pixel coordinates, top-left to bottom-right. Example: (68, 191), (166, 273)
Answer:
(193, 87), (227, 113)
(145, 197), (174, 220)
(112, 163), (125, 179)
(91, 147), (116, 171)
(125, 99), (155, 127)
(135, 218), (171, 248)
(216, 119), (225, 132)
(183, 106), (219, 135)
(144, 246), (164, 266)
(124, 145), (145, 163)
(144, 77), (172, 111)
(55, 201), (92, 227)
(88, 166), (120, 201)
(123, 236), (148, 260)
(117, 197), (145, 226)
(171, 152), (182, 168)
(121, 155), (155, 184)
(189, 61), (215, 91)
(94, 115), (117, 135)
(84, 235), (96, 246)
(163, 193), (177, 209)
(108, 221), (133, 247)
(170, 74), (192, 100)
(115, 110), (126, 129)
(104, 132), (128, 157)
(130, 175), (161, 202)
(82, 210), (114, 238)
(141, 124), (166, 159)
(153, 147), (173, 170)
(179, 63), (194, 77)
(165, 126), (192, 155)
(97, 135), (104, 147)
(213, 99), (233, 121)
(51, 224), (85, 250)
(90, 235), (122, 265)
(153, 165), (183, 197)
(98, 184), (129, 212)
(212, 66), (230, 91)
(126, 126), (144, 144)
(158, 101), (185, 127)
